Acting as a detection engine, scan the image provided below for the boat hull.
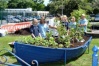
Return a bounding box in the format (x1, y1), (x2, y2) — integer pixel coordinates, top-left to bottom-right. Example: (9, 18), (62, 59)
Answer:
(14, 36), (92, 65)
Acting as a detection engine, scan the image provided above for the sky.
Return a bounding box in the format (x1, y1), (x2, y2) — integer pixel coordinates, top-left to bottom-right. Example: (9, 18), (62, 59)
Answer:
(44, 0), (49, 6)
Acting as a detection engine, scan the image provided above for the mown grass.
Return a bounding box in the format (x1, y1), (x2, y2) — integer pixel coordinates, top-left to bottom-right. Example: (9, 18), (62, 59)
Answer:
(0, 35), (99, 66)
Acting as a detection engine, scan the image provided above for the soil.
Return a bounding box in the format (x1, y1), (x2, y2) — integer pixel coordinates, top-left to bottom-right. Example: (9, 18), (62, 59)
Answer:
(9, 28), (31, 35)
(9, 27), (90, 48)
(70, 36), (90, 48)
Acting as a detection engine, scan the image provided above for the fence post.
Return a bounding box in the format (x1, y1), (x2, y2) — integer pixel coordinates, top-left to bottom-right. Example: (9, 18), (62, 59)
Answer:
(92, 46), (98, 66)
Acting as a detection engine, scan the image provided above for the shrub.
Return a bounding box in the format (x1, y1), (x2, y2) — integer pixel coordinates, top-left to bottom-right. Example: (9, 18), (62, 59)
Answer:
(71, 9), (92, 32)
(71, 9), (86, 22)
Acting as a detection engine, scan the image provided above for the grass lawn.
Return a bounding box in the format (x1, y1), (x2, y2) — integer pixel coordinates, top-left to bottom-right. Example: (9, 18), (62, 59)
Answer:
(0, 35), (99, 66)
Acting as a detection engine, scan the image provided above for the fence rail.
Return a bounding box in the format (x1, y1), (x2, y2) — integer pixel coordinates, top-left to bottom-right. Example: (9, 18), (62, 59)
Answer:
(0, 49), (39, 66)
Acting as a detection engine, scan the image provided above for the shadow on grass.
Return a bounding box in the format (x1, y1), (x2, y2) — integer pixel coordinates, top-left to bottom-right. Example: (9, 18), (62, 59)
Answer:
(40, 61), (73, 66)
(0, 51), (89, 66)
(0, 52), (79, 66)
(40, 51), (88, 66)
(0, 52), (13, 56)
(12, 62), (20, 65)
(40, 57), (80, 66)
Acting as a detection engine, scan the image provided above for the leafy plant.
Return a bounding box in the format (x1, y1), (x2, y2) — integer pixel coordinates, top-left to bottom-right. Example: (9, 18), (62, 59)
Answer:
(16, 36), (58, 48)
(71, 9), (91, 32)
(56, 22), (71, 48)
(71, 9), (86, 22)
(46, 32), (52, 40)
(57, 23), (68, 36)
(68, 23), (85, 43)
(16, 20), (85, 48)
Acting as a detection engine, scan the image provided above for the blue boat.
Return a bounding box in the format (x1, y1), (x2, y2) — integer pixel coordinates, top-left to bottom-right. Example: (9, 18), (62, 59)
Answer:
(14, 36), (92, 66)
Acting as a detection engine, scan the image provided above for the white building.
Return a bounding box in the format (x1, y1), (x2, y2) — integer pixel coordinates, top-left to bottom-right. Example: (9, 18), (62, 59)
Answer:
(5, 8), (32, 13)
(4, 8), (32, 16)
(33, 11), (49, 16)
(4, 8), (49, 17)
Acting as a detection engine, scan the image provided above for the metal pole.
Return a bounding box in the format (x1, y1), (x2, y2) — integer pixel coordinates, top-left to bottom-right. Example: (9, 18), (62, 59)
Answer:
(7, 10), (8, 23)
(92, 46), (98, 66)
(1, 0), (2, 25)
(62, 0), (64, 16)
(1, 10), (2, 25)
(4, 49), (31, 66)
(0, 10), (1, 25)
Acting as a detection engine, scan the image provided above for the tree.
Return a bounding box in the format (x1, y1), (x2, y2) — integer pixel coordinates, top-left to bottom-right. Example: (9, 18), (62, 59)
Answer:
(33, 0), (45, 10)
(0, 0), (8, 10)
(91, 0), (99, 14)
(92, 0), (99, 9)
(34, 0), (44, 3)
(7, 0), (45, 11)
(71, 9), (86, 22)
(48, 0), (93, 15)
(17, 1), (35, 8)
(45, 4), (50, 11)
(7, 0), (20, 8)
(48, 0), (78, 15)
(78, 0), (93, 13)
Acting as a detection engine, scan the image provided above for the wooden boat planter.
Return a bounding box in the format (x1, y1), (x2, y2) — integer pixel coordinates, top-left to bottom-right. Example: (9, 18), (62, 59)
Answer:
(14, 36), (92, 66)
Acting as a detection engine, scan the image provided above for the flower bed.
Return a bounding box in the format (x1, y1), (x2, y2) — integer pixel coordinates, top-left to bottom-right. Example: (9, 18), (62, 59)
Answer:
(14, 23), (92, 65)
(14, 36), (92, 66)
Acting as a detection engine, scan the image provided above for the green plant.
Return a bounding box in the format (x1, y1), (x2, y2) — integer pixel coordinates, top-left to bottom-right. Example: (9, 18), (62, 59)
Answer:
(56, 23), (71, 48)
(16, 36), (59, 48)
(58, 44), (64, 48)
(57, 23), (68, 36)
(16, 36), (35, 44)
(71, 9), (86, 22)
(76, 28), (84, 42)
(46, 32), (53, 40)
(16, 20), (85, 48)
(71, 9), (91, 32)
(69, 24), (84, 43)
